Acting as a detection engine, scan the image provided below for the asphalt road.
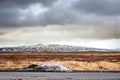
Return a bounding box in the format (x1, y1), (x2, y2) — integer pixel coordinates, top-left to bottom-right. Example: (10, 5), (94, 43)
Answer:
(0, 72), (120, 80)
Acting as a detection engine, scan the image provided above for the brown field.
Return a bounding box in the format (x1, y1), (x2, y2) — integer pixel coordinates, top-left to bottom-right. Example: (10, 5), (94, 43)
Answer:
(0, 52), (120, 71)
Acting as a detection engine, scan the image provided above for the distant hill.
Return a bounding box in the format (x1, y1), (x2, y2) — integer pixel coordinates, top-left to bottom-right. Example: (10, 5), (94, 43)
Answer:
(0, 44), (117, 52)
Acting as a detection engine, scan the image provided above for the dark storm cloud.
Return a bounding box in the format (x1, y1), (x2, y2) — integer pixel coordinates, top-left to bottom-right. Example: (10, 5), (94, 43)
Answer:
(41, 7), (79, 26)
(41, 0), (120, 26)
(0, 0), (56, 8)
(0, 0), (57, 26)
(0, 0), (120, 27)
(73, 0), (120, 16)
(0, 8), (21, 26)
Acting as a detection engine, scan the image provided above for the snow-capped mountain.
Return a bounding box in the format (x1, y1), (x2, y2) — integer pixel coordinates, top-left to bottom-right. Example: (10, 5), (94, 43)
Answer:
(0, 44), (116, 52)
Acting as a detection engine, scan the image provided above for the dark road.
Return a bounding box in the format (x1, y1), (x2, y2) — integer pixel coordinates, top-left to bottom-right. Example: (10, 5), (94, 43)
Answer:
(0, 72), (120, 80)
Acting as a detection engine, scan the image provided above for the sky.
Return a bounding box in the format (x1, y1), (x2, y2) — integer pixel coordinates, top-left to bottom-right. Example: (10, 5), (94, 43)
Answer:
(0, 0), (120, 49)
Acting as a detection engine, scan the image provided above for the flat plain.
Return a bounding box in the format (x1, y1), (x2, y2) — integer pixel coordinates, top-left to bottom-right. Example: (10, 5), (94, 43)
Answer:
(0, 52), (120, 71)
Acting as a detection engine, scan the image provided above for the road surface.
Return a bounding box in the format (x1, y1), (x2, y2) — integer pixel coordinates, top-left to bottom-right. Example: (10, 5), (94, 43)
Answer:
(0, 72), (120, 80)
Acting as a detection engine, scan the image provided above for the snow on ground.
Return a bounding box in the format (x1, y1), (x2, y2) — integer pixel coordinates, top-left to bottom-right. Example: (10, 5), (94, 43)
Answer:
(40, 63), (69, 71)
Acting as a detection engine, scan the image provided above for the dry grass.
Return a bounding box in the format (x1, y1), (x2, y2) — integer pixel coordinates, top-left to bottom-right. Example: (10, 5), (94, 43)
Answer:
(0, 52), (120, 71)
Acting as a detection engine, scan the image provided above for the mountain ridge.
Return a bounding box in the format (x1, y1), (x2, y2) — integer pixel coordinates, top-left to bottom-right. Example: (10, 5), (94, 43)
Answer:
(0, 44), (117, 52)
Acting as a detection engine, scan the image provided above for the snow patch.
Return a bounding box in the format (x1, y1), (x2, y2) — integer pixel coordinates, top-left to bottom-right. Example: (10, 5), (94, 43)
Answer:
(40, 63), (69, 71)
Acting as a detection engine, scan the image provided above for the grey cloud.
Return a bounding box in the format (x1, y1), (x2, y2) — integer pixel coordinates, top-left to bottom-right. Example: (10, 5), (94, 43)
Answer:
(0, 25), (120, 39)
(73, 0), (120, 16)
(0, 0), (56, 8)
(0, 0), (120, 27)
(0, 8), (22, 26)
(41, 8), (79, 25)
(0, 0), (57, 26)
